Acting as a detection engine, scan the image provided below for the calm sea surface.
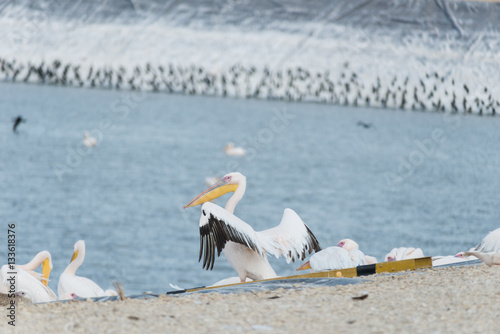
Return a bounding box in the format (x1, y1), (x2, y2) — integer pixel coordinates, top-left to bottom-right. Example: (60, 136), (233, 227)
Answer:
(1, 82), (499, 294)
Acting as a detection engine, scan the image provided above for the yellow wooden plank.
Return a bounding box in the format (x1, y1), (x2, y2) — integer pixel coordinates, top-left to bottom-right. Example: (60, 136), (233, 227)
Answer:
(415, 257), (433, 269)
(375, 257), (433, 274)
(326, 267), (358, 278)
(186, 257), (433, 293)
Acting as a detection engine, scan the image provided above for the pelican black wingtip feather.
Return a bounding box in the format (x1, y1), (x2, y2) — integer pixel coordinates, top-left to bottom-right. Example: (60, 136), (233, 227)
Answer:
(305, 224), (322, 253)
(199, 213), (260, 271)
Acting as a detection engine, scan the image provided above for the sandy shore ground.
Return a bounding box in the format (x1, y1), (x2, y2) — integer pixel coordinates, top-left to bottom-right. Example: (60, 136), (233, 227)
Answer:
(1, 264), (499, 333)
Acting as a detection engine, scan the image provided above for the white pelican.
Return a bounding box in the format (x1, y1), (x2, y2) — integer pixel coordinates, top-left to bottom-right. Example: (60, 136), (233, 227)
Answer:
(432, 253), (475, 266)
(473, 227), (500, 253)
(184, 172), (321, 282)
(464, 251), (500, 266)
(58, 240), (116, 299)
(0, 251), (57, 303)
(296, 246), (366, 272)
(384, 247), (424, 262)
(337, 239), (378, 264)
(83, 131), (97, 147)
(18, 250), (54, 284)
(224, 142), (246, 157)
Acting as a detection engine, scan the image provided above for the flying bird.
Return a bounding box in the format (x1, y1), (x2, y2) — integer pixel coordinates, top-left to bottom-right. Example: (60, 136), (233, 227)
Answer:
(356, 121), (372, 129)
(12, 115), (26, 132)
(184, 172), (321, 282)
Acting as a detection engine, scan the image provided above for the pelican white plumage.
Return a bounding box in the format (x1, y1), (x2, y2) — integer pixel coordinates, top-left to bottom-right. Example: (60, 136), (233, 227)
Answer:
(464, 251), (500, 266)
(1, 266), (56, 303)
(364, 255), (378, 264)
(384, 247), (424, 262)
(0, 251), (57, 303)
(432, 253), (475, 266)
(473, 227), (500, 253)
(83, 131), (97, 147)
(58, 240), (115, 299)
(296, 245), (366, 272)
(224, 142), (246, 157)
(184, 172), (321, 282)
(337, 239), (378, 264)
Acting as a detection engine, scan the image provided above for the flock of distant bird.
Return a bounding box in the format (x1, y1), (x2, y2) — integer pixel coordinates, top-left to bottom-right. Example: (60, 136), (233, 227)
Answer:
(1, 240), (116, 304)
(1, 58), (498, 115)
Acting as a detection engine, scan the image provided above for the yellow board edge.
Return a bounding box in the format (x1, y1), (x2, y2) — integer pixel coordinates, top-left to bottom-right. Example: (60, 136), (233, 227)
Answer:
(185, 257), (433, 293)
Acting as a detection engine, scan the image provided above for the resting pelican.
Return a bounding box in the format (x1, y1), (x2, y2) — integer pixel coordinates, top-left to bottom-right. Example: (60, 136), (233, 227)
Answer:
(58, 240), (115, 299)
(224, 142), (246, 157)
(18, 251), (54, 285)
(0, 251), (57, 303)
(337, 239), (378, 264)
(432, 253), (475, 266)
(296, 246), (366, 272)
(184, 172), (321, 282)
(83, 132), (97, 147)
(297, 239), (367, 272)
(0, 251), (53, 291)
(385, 247), (424, 262)
(473, 227), (500, 253)
(464, 251), (500, 266)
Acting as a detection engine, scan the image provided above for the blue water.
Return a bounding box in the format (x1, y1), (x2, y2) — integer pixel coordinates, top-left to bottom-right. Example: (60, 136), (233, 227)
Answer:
(1, 82), (499, 294)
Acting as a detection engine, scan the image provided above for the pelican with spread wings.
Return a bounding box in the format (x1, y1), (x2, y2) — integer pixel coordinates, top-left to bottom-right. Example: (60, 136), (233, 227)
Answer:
(184, 172), (321, 282)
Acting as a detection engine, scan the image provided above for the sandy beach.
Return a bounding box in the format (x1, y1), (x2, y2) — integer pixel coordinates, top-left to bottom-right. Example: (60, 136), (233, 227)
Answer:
(1, 263), (498, 333)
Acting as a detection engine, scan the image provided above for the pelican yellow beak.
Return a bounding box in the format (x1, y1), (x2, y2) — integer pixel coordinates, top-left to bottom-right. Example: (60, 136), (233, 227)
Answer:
(184, 180), (238, 209)
(296, 261), (311, 271)
(41, 258), (51, 287)
(70, 250), (79, 263)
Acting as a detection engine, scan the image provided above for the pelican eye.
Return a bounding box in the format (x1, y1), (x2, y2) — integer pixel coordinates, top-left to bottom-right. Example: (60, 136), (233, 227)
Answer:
(202, 210), (206, 216)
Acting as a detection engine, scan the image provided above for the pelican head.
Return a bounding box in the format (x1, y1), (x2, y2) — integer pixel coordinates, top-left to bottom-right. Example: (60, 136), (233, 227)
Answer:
(184, 172), (245, 209)
(224, 142), (234, 151)
(337, 239), (359, 251)
(15, 290), (32, 302)
(70, 240), (85, 263)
